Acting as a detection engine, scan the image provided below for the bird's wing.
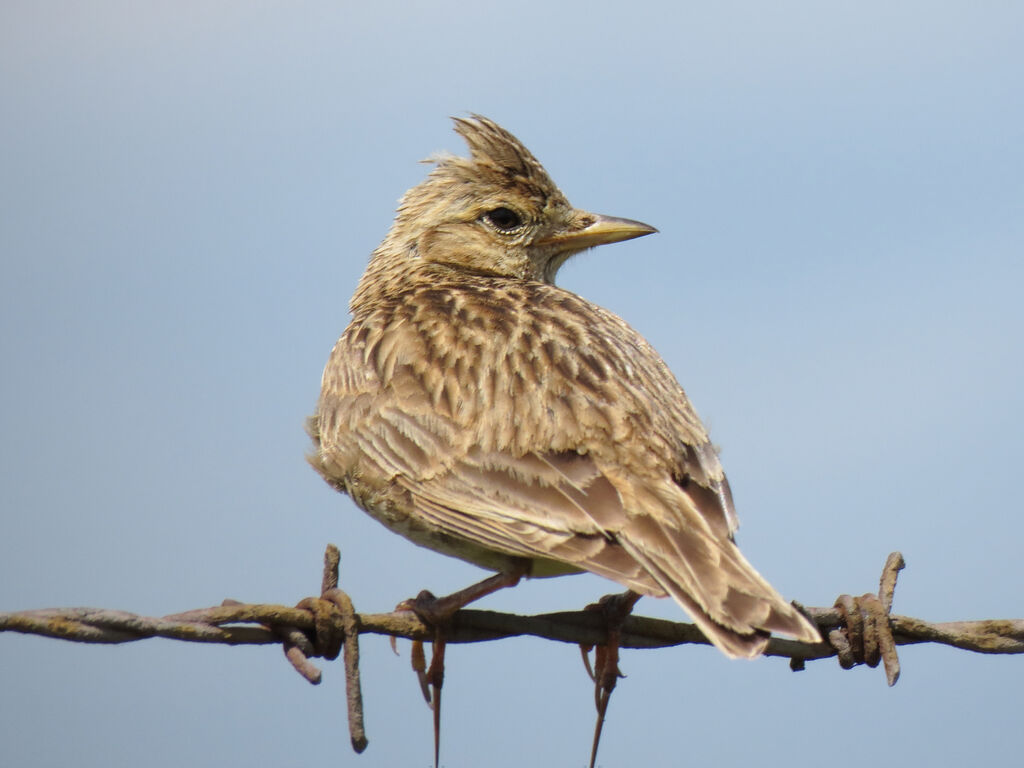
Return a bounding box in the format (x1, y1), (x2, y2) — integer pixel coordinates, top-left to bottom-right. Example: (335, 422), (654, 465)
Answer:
(313, 321), (662, 592)
(312, 279), (819, 655)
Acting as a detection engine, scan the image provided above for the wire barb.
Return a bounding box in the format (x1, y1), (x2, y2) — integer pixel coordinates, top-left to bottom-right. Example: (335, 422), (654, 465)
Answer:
(828, 552), (905, 686)
(279, 545), (368, 751)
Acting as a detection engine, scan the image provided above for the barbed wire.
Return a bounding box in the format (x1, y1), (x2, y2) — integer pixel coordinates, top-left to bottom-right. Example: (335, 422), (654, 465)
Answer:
(2, 547), (1022, 755)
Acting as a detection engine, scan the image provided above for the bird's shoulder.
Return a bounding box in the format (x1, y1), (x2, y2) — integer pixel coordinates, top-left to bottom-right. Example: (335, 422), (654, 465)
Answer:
(322, 267), (709, 464)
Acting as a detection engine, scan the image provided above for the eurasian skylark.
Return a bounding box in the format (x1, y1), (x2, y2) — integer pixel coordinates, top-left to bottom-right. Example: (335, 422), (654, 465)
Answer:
(308, 115), (820, 658)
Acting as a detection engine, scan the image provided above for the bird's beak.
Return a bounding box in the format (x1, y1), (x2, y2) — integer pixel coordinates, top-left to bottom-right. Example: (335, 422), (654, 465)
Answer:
(540, 213), (658, 252)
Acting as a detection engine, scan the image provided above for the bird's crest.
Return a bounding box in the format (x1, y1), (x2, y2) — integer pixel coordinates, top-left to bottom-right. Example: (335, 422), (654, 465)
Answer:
(423, 115), (565, 201)
(450, 115), (551, 184)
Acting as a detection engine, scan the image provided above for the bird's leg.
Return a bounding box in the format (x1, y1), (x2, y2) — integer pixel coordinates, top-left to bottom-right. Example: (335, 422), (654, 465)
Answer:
(399, 569), (525, 707)
(396, 566), (527, 768)
(581, 589), (642, 768)
(402, 569), (525, 626)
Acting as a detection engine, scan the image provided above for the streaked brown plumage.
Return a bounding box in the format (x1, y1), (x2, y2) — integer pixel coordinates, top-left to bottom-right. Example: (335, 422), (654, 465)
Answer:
(308, 115), (820, 657)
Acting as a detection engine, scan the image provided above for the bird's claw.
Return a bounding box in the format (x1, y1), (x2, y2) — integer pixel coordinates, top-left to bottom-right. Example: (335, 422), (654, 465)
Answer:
(579, 590), (641, 768)
(392, 572), (524, 768)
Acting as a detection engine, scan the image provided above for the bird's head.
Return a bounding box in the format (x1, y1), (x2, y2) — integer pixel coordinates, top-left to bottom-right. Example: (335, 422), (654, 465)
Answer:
(371, 115), (656, 286)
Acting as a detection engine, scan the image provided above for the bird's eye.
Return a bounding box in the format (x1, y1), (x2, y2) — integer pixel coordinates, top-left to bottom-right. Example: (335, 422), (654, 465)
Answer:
(482, 207), (523, 232)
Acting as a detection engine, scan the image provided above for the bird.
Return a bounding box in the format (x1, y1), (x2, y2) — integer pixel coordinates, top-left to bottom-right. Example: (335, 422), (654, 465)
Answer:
(307, 115), (821, 661)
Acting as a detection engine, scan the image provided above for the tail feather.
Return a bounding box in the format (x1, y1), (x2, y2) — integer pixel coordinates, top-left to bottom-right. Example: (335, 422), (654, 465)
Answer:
(638, 551), (772, 658)
(616, 501), (821, 658)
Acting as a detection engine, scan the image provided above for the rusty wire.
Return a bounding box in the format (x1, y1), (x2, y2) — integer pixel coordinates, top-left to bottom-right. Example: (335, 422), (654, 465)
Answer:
(3, 548), (1024, 754)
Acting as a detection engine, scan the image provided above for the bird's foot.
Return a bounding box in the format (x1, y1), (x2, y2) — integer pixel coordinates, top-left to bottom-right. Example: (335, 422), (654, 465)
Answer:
(400, 569), (525, 625)
(580, 589), (642, 768)
(393, 593), (448, 768)
(395, 570), (524, 707)
(395, 568), (527, 768)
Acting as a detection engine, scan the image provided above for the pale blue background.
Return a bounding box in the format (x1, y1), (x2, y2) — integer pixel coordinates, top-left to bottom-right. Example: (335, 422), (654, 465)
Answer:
(2, 3), (1022, 766)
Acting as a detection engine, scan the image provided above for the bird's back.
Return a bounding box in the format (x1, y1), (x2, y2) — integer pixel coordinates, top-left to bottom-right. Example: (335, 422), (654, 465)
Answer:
(315, 262), (722, 507)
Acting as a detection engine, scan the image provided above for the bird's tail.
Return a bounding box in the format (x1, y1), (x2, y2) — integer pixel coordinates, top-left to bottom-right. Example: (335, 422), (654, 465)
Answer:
(643, 546), (821, 658)
(617, 497), (821, 658)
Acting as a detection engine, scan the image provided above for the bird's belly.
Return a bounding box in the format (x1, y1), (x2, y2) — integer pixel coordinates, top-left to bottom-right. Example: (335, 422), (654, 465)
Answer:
(344, 474), (582, 579)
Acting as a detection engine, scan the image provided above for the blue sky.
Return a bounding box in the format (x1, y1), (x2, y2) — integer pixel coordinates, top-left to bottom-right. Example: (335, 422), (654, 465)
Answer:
(2, 2), (1022, 766)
